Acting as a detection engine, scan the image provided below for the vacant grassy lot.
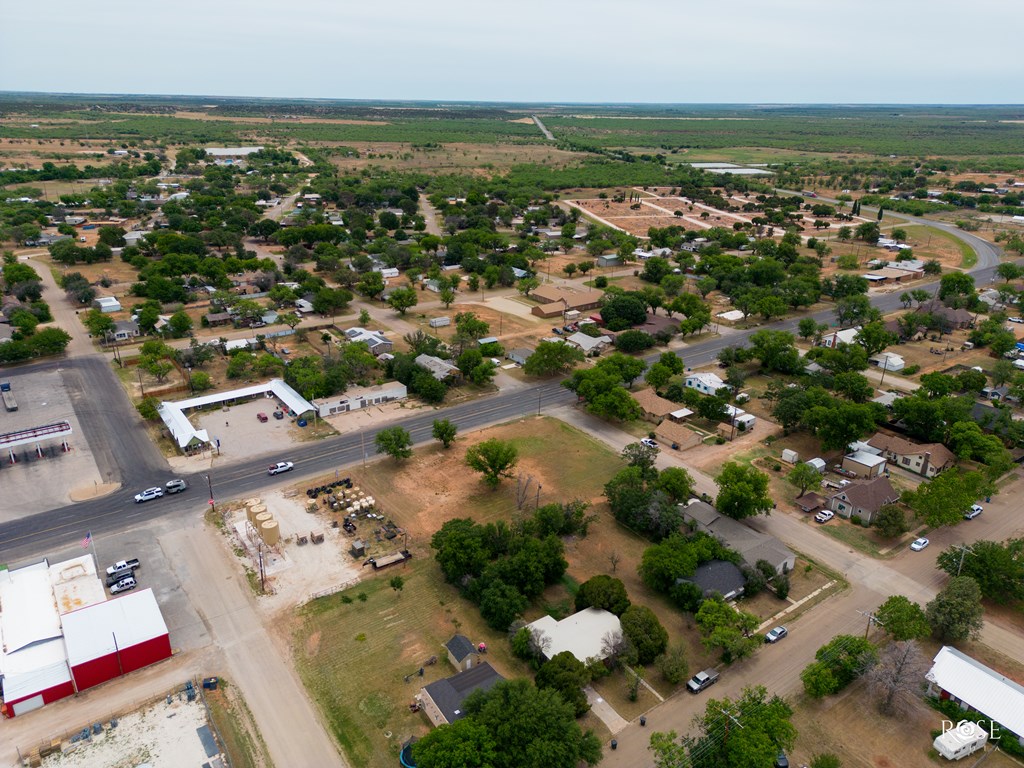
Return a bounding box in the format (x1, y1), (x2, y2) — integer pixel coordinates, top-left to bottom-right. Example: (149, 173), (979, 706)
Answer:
(204, 678), (273, 768)
(294, 560), (532, 768)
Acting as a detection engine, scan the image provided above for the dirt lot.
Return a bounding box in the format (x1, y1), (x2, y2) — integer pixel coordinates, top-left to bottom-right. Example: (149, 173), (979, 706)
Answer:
(319, 141), (585, 175)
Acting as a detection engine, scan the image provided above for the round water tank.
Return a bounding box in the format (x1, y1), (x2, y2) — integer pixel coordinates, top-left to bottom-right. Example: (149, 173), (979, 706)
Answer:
(248, 504), (267, 524)
(245, 497), (262, 509)
(261, 520), (280, 545)
(255, 511), (274, 530)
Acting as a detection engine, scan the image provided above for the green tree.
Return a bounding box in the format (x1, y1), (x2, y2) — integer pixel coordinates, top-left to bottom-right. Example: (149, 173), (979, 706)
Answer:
(535, 652), (591, 716)
(412, 718), (497, 768)
(375, 426), (413, 460)
(620, 604), (669, 665)
(801, 635), (877, 697)
(83, 308), (116, 337)
(903, 469), (992, 527)
(432, 418), (458, 448)
(936, 539), (1024, 604)
(715, 462), (772, 520)
(875, 595), (931, 641)
(787, 462), (821, 496)
(654, 642), (689, 685)
(387, 286), (418, 315)
(748, 330), (803, 374)
(389, 575), (405, 594)
(574, 575), (631, 616)
(926, 576), (985, 642)
(524, 340), (585, 376)
(855, 321), (898, 357)
(798, 317), (819, 340)
(431, 518), (489, 583)
(682, 686), (796, 768)
(695, 596), (761, 661)
(461, 680), (601, 768)
(357, 271), (386, 299)
(465, 439), (518, 488)
(479, 580), (528, 631)
(655, 467), (695, 503)
(938, 272), (975, 302)
(873, 504), (908, 539)
(167, 310), (193, 338)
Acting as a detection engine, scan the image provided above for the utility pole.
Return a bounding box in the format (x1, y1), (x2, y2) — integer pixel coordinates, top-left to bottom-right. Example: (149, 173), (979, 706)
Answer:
(720, 707), (743, 749)
(535, 484), (542, 510)
(205, 474), (216, 515)
(858, 609), (884, 639)
(952, 544), (974, 577)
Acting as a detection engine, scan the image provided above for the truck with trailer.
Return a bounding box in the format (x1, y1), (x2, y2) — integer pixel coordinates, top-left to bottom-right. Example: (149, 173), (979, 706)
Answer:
(1, 382), (17, 412)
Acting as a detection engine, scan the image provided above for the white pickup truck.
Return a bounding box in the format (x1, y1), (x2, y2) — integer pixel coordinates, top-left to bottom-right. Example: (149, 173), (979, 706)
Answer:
(106, 558), (141, 576)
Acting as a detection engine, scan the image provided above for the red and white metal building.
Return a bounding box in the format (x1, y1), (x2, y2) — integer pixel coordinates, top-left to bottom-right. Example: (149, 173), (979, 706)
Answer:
(1, 558), (171, 717)
(62, 589), (171, 692)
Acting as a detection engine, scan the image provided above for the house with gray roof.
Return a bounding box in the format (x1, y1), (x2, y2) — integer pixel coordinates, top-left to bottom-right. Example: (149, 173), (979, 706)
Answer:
(827, 475), (898, 524)
(682, 500), (795, 574)
(415, 354), (460, 381)
(418, 662), (505, 727)
(676, 560), (746, 601)
(444, 634), (479, 671)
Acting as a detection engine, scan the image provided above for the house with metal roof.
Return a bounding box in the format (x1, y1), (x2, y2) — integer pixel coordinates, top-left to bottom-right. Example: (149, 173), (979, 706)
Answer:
(525, 608), (622, 664)
(926, 646), (1024, 744)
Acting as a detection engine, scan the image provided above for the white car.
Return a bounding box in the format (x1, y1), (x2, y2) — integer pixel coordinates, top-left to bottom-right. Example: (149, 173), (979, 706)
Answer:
(964, 504), (983, 520)
(910, 537), (930, 551)
(134, 487), (164, 503)
(765, 626), (788, 644)
(1009, 317), (1024, 324)
(814, 510), (834, 524)
(268, 461), (295, 475)
(640, 438), (658, 449)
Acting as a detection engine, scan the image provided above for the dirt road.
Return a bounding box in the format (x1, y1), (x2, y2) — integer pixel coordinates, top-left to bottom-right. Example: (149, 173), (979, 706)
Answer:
(166, 523), (347, 768)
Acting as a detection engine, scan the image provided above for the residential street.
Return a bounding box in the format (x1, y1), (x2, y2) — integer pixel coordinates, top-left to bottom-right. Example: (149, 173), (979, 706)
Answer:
(549, 405), (1024, 767)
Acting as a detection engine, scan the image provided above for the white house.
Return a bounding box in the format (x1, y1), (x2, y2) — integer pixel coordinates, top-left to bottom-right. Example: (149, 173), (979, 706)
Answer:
(685, 372), (729, 395)
(927, 646), (1024, 747)
(818, 328), (860, 348)
(870, 352), (905, 371)
(723, 404), (756, 431)
(565, 331), (611, 356)
(526, 608), (622, 664)
(375, 267), (400, 279)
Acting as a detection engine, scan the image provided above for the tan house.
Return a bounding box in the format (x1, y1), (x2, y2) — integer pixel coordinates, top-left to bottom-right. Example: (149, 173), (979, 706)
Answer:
(866, 433), (957, 478)
(828, 475), (899, 524)
(529, 286), (604, 318)
(842, 450), (887, 478)
(654, 419), (702, 450)
(630, 388), (677, 423)
(444, 634), (478, 672)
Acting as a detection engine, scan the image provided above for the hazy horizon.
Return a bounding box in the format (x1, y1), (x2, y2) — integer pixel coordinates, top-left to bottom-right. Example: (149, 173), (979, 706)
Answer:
(2, 0), (1022, 104)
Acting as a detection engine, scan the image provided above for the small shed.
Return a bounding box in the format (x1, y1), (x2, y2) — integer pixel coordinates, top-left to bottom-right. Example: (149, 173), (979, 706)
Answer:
(93, 296), (122, 313)
(781, 449), (799, 464)
(429, 316), (451, 329)
(806, 458), (827, 473)
(444, 634), (478, 671)
(350, 539), (366, 558)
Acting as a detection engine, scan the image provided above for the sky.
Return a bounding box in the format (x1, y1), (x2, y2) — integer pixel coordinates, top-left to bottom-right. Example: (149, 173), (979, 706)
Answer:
(1, 0), (1023, 104)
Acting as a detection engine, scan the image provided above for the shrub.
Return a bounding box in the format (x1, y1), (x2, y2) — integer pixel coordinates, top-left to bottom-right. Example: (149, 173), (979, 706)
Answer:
(773, 574), (791, 600)
(811, 755), (843, 768)
(594, 276), (608, 288)
(902, 364), (921, 375)
(850, 514), (862, 526)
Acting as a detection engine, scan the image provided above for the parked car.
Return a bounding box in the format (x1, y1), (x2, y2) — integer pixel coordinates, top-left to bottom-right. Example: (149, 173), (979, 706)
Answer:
(910, 537), (930, 551)
(964, 504), (983, 520)
(551, 327), (563, 335)
(272, 410), (285, 420)
(268, 461), (295, 475)
(165, 479), (187, 494)
(765, 626), (788, 644)
(1009, 317), (1024, 324)
(109, 576), (137, 594)
(814, 510), (834, 524)
(106, 568), (134, 587)
(640, 438), (658, 449)
(774, 752), (790, 768)
(257, 412), (269, 423)
(134, 487), (164, 503)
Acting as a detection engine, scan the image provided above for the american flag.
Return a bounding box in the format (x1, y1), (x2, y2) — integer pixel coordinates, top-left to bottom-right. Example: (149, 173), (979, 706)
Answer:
(80, 532), (92, 549)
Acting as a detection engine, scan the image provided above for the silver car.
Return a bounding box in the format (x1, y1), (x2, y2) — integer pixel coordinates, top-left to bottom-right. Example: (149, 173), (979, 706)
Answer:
(134, 487), (164, 503)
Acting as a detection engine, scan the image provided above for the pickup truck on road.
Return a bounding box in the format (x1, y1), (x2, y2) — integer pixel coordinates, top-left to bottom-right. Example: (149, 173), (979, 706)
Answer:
(687, 669), (720, 694)
(106, 559), (141, 576)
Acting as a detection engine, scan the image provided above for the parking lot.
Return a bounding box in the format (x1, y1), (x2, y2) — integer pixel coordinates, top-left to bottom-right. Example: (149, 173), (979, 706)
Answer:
(194, 395), (311, 463)
(0, 368), (105, 520)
